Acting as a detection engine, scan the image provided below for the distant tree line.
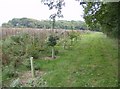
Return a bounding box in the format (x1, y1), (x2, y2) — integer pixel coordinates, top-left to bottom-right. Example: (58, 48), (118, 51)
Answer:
(2, 18), (87, 30)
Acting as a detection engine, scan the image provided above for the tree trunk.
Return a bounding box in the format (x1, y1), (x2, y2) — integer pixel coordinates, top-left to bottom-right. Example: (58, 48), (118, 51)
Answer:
(52, 47), (55, 59)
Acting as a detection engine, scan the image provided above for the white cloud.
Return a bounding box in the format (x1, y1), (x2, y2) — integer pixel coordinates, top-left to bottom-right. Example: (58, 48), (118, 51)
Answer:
(0, 0), (84, 26)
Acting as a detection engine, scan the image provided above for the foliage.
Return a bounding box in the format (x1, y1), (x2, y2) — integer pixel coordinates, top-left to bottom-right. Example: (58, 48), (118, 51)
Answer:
(80, 1), (119, 38)
(2, 65), (17, 80)
(2, 33), (45, 84)
(47, 35), (59, 47)
(68, 31), (78, 45)
(41, 0), (65, 19)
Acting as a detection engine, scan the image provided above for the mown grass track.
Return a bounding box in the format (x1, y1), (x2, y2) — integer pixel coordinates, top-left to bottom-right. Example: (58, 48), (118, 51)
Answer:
(34, 32), (118, 87)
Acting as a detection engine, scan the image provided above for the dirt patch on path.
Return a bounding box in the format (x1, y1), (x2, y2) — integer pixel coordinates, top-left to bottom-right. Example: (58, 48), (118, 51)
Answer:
(44, 56), (60, 60)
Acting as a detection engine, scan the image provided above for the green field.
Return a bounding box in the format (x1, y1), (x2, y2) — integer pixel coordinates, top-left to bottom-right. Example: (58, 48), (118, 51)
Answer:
(2, 32), (118, 87)
(34, 32), (118, 87)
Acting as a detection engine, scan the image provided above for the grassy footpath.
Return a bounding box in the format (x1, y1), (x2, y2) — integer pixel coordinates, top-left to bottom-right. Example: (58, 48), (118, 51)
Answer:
(34, 32), (118, 87)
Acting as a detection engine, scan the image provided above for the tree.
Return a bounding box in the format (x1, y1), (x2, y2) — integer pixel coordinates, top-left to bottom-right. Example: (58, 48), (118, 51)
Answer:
(79, 1), (119, 38)
(41, 0), (65, 59)
(47, 35), (59, 58)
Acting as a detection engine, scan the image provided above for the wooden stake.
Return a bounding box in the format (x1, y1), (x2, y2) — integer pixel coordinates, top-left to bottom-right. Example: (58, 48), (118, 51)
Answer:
(30, 57), (35, 78)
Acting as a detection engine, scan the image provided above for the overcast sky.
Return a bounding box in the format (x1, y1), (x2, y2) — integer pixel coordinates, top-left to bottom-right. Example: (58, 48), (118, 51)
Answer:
(0, 0), (85, 26)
